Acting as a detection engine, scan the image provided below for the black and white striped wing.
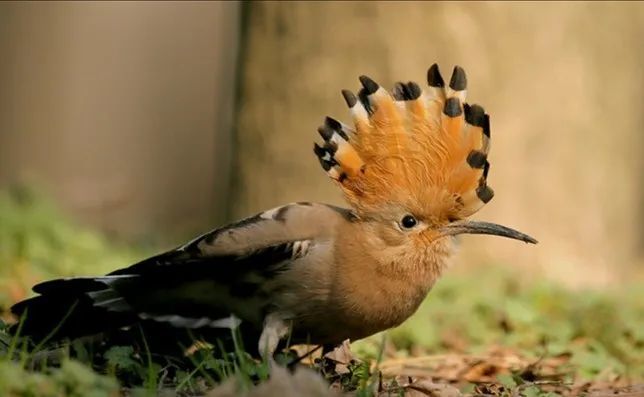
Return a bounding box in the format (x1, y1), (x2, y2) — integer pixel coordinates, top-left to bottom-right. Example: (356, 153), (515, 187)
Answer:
(10, 202), (352, 342)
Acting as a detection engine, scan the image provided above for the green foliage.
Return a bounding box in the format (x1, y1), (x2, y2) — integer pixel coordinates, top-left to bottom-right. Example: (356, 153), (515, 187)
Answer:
(0, 185), (146, 313)
(104, 345), (150, 385)
(0, 359), (119, 397)
(0, 319), (10, 354)
(343, 360), (371, 392)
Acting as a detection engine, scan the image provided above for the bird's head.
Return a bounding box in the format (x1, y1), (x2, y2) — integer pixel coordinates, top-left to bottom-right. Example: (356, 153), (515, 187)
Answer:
(314, 64), (537, 251)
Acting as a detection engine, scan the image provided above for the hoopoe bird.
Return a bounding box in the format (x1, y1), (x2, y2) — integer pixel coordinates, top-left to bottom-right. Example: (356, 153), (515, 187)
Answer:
(10, 64), (536, 359)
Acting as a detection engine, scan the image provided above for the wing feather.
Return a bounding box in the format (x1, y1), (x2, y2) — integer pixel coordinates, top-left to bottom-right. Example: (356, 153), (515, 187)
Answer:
(11, 202), (352, 342)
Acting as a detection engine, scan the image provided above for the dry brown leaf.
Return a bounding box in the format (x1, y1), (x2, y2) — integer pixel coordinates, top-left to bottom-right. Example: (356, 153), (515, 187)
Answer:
(324, 339), (355, 365)
(462, 361), (506, 383)
(404, 380), (462, 397)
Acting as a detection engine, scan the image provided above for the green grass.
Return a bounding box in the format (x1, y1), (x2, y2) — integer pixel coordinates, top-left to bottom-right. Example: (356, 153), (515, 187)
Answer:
(361, 267), (644, 381)
(0, 186), (642, 396)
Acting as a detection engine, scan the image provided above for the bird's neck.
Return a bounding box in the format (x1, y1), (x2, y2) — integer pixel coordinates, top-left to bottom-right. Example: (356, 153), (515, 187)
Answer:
(330, 221), (453, 336)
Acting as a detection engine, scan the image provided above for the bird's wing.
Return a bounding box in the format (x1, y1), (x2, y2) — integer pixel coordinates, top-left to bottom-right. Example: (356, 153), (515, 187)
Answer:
(115, 201), (354, 269)
(11, 202), (354, 341)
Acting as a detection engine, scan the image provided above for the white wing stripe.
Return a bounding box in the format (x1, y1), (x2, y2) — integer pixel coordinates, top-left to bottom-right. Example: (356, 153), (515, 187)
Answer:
(138, 313), (242, 329)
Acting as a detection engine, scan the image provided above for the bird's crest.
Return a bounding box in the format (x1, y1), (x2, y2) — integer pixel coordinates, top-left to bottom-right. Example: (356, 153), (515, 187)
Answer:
(314, 64), (492, 221)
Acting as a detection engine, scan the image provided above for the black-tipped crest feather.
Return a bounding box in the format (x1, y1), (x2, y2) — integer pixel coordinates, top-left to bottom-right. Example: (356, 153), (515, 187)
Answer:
(357, 89), (373, 114)
(467, 151), (487, 169)
(341, 89), (357, 108)
(449, 66), (467, 91)
(358, 75), (379, 94)
(427, 63), (445, 87)
(315, 63), (501, 221)
(444, 97), (462, 117)
(317, 125), (333, 141)
(465, 104), (486, 127)
(406, 82), (422, 99)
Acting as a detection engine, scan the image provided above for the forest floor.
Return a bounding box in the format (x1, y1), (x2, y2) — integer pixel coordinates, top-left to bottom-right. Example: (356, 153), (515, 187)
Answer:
(0, 187), (643, 396)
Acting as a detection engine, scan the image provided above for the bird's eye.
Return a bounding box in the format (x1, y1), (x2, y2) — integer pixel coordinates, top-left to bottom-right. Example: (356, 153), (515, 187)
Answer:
(400, 215), (418, 229)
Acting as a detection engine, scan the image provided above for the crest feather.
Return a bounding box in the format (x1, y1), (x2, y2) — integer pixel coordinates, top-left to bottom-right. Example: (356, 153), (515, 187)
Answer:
(314, 64), (493, 219)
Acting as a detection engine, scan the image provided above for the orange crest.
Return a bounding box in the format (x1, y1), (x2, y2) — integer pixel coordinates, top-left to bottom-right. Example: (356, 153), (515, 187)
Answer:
(314, 64), (493, 221)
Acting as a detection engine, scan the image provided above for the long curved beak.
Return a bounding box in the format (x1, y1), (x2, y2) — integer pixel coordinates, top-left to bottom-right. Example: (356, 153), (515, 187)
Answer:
(439, 220), (538, 244)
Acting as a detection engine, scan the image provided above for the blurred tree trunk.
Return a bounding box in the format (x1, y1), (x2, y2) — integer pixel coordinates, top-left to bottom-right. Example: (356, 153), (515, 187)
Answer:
(0, 2), (240, 243)
(232, 2), (644, 286)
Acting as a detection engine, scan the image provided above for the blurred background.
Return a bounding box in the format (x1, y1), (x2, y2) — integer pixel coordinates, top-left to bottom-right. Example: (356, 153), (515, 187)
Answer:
(1, 1), (643, 289)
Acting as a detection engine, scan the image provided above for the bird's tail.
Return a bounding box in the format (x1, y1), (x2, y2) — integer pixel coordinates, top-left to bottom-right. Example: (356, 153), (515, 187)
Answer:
(8, 275), (256, 357)
(9, 277), (136, 344)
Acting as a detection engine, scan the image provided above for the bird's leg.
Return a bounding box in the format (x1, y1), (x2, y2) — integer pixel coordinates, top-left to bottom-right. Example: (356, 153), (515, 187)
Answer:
(258, 314), (290, 363)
